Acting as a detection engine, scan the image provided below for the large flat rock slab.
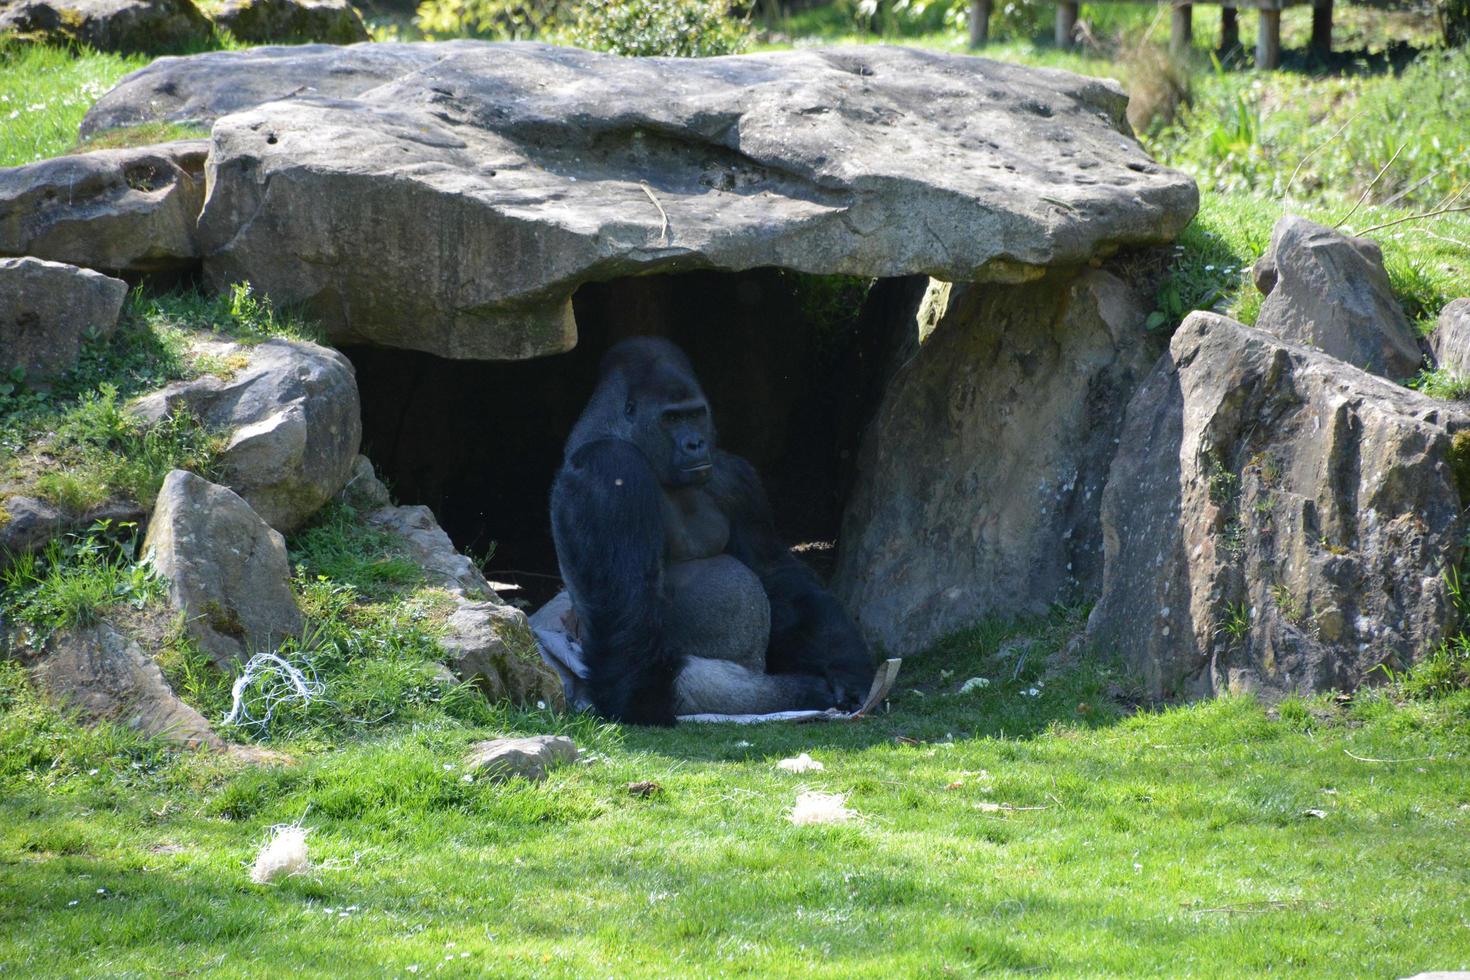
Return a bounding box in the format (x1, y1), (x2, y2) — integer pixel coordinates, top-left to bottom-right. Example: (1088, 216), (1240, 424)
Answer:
(0, 141), (208, 275)
(93, 41), (1197, 360)
(79, 42), (479, 138)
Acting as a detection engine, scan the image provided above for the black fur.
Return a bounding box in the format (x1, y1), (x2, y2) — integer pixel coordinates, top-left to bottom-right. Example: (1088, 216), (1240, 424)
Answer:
(550, 337), (875, 725)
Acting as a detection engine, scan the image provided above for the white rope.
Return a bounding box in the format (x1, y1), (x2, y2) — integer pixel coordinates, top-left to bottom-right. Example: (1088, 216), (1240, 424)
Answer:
(223, 652), (326, 736)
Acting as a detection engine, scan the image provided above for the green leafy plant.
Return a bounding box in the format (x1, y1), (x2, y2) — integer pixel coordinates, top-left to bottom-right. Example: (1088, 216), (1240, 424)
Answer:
(561, 0), (751, 56)
(1, 519), (163, 636)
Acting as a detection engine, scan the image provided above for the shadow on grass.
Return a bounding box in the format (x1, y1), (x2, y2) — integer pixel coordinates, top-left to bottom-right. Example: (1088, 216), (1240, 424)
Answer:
(619, 607), (1144, 763)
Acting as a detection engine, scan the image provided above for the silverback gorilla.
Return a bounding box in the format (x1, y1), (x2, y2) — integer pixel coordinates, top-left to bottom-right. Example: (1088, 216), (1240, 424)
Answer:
(550, 337), (876, 725)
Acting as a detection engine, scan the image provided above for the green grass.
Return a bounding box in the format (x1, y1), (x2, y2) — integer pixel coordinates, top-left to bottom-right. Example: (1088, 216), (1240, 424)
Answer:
(2, 609), (1469, 976)
(0, 286), (324, 515)
(0, 43), (148, 167)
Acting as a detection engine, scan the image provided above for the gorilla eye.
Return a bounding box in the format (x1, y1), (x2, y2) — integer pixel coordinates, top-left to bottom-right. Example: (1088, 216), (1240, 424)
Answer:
(624, 399), (636, 419)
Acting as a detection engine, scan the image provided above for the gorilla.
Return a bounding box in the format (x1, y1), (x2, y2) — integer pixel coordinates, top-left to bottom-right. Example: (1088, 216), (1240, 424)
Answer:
(550, 337), (876, 725)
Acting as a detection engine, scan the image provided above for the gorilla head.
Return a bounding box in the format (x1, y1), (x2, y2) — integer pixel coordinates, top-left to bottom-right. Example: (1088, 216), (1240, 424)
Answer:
(567, 337), (715, 487)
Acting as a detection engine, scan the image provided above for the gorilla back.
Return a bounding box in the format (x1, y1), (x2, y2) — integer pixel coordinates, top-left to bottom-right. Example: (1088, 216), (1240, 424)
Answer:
(550, 337), (876, 725)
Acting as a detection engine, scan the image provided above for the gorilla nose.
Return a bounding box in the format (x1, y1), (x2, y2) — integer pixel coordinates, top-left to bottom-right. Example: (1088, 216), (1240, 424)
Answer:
(682, 436), (705, 454)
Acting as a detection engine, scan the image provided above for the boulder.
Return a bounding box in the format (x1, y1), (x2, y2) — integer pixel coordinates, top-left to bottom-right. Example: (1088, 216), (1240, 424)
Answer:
(0, 0), (212, 55)
(144, 470), (303, 670)
(463, 735), (578, 782)
(365, 504), (490, 597)
(80, 41), (479, 138)
(0, 496), (63, 563)
(1253, 215), (1424, 380)
(209, 0), (368, 44)
(834, 269), (1159, 654)
(364, 502), (566, 708)
(1087, 311), (1470, 700)
(131, 337), (361, 533)
(81, 42), (1198, 360)
(1431, 299), (1470, 379)
(0, 141), (208, 275)
(439, 600), (564, 707)
(29, 622), (223, 750)
(0, 497), (145, 570)
(0, 257), (127, 380)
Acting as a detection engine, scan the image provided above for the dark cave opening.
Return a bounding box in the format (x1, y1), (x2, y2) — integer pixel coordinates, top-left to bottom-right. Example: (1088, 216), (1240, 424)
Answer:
(344, 269), (924, 607)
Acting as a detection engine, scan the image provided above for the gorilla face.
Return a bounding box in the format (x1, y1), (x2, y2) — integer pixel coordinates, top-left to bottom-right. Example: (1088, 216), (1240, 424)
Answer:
(627, 391), (714, 487)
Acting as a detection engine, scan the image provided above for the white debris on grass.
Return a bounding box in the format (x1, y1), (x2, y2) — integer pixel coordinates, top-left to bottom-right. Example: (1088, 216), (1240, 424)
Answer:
(958, 676), (990, 694)
(224, 652), (326, 737)
(250, 822), (310, 884)
(787, 791), (859, 826)
(776, 753), (824, 773)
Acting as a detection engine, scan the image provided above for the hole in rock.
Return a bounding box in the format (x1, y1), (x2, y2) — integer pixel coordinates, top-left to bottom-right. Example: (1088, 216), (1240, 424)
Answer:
(346, 269), (924, 608)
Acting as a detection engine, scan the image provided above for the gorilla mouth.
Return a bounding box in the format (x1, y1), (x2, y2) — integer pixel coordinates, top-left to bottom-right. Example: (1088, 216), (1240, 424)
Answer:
(681, 463), (714, 479)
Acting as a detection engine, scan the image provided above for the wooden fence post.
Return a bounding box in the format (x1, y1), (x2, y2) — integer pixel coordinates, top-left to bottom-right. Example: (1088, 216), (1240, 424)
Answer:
(1311, 0), (1333, 56)
(1257, 7), (1281, 68)
(1171, 2), (1193, 53)
(969, 0), (992, 47)
(1056, 0), (1078, 48)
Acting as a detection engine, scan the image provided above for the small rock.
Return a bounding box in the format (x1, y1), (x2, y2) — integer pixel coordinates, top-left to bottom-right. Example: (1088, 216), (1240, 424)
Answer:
(625, 780), (662, 797)
(1253, 215), (1425, 380)
(144, 470), (303, 669)
(439, 600), (565, 709)
(0, 257), (127, 380)
(1431, 299), (1470, 379)
(0, 141), (207, 275)
(28, 622), (222, 750)
(209, 0), (368, 44)
(338, 454), (391, 510)
(463, 735), (578, 782)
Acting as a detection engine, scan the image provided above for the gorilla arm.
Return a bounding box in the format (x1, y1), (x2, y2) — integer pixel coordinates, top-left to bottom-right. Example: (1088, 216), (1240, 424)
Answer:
(708, 451), (877, 710)
(550, 437), (682, 726)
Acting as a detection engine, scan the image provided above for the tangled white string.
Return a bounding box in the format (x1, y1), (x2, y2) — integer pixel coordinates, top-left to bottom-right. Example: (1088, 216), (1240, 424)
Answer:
(223, 652), (326, 736)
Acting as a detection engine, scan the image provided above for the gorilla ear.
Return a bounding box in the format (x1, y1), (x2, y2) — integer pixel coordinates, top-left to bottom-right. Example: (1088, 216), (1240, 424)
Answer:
(624, 398), (637, 420)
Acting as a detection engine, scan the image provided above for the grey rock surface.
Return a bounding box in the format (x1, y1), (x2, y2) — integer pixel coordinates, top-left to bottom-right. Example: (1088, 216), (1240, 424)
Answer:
(1087, 311), (1470, 699)
(0, 496), (63, 564)
(834, 269), (1160, 654)
(30, 622), (223, 749)
(209, 0), (368, 44)
(131, 336), (361, 533)
(1253, 215), (1424, 380)
(144, 470), (302, 669)
(0, 141), (208, 275)
(464, 735), (578, 782)
(0, 257), (127, 379)
(87, 41), (1196, 360)
(80, 41), (479, 137)
(1431, 299), (1470, 379)
(365, 503), (492, 598)
(364, 502), (566, 708)
(439, 600), (565, 707)
(0, 0), (212, 54)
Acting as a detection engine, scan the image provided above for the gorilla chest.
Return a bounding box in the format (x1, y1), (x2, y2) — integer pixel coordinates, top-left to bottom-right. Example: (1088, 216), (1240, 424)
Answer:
(662, 487), (730, 560)
(661, 488), (770, 667)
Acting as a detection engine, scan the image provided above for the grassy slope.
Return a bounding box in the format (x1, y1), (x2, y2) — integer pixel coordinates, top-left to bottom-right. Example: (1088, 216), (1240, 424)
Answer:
(3, 624), (1469, 977)
(4, 24), (1470, 978)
